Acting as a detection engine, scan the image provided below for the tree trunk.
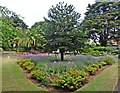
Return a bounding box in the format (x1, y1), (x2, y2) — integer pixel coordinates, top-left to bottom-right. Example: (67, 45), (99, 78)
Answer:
(16, 44), (19, 52)
(60, 48), (65, 61)
(61, 52), (64, 61)
(99, 33), (108, 46)
(31, 40), (35, 51)
(100, 40), (107, 46)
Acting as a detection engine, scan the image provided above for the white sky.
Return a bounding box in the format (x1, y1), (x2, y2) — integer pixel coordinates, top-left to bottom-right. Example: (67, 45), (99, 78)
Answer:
(0, 0), (95, 27)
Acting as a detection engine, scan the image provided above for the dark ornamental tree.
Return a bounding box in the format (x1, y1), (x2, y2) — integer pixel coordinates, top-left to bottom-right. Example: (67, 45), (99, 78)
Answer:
(44, 2), (84, 61)
(81, 1), (120, 46)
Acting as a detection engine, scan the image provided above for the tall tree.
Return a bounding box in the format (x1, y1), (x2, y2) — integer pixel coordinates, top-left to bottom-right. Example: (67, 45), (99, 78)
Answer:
(0, 6), (28, 29)
(27, 21), (46, 51)
(0, 6), (28, 50)
(44, 2), (84, 61)
(82, 1), (120, 46)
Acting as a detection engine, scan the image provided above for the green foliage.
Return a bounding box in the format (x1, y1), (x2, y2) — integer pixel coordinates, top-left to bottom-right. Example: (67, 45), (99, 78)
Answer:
(17, 59), (28, 67)
(0, 6), (28, 51)
(41, 63), (68, 76)
(17, 59), (34, 71)
(50, 68), (88, 90)
(1, 17), (16, 50)
(89, 50), (104, 56)
(93, 47), (112, 52)
(44, 2), (86, 60)
(0, 48), (3, 52)
(1, 11), (27, 51)
(84, 66), (97, 75)
(26, 62), (34, 71)
(104, 56), (115, 65)
(82, 2), (120, 46)
(96, 63), (102, 68)
(31, 70), (46, 81)
(100, 61), (107, 66)
(80, 46), (104, 56)
(80, 46), (114, 56)
(112, 49), (120, 54)
(17, 55), (115, 91)
(90, 63), (99, 69)
(27, 21), (46, 51)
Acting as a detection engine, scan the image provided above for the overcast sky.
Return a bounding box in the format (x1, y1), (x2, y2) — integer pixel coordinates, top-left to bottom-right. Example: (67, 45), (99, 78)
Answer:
(0, 0), (95, 27)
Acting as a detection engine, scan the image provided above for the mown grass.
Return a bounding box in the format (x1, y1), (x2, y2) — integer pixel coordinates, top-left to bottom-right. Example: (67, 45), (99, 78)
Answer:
(2, 54), (47, 91)
(0, 55), (2, 93)
(75, 60), (118, 92)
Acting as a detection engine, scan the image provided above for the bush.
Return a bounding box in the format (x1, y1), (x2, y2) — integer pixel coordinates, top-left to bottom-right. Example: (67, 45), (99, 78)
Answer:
(26, 62), (35, 71)
(93, 46), (112, 52)
(31, 70), (46, 81)
(89, 50), (103, 56)
(0, 48), (3, 52)
(17, 59), (35, 71)
(100, 61), (107, 66)
(50, 67), (88, 90)
(112, 49), (120, 54)
(90, 63), (99, 69)
(17, 59), (28, 67)
(104, 56), (115, 65)
(96, 63), (102, 68)
(81, 47), (105, 56)
(84, 66), (97, 75)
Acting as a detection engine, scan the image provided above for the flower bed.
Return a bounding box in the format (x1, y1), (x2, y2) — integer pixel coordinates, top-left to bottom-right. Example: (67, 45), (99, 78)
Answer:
(17, 52), (49, 58)
(17, 55), (115, 92)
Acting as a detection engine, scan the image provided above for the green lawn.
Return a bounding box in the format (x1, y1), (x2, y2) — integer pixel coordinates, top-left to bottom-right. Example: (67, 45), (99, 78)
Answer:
(0, 55), (2, 92)
(76, 60), (118, 92)
(1, 54), (47, 91)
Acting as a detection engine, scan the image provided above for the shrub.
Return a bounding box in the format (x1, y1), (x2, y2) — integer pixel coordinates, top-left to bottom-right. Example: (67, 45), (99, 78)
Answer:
(100, 61), (107, 66)
(36, 63), (44, 70)
(31, 70), (46, 81)
(93, 46), (112, 52)
(17, 59), (34, 71)
(104, 56), (115, 65)
(31, 70), (39, 79)
(26, 62), (35, 71)
(96, 63), (102, 68)
(84, 66), (97, 75)
(90, 63), (99, 69)
(17, 59), (28, 67)
(112, 49), (120, 54)
(0, 48), (3, 52)
(81, 47), (105, 56)
(50, 67), (88, 90)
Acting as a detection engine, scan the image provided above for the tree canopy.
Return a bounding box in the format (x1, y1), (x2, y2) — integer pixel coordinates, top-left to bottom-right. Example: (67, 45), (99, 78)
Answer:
(0, 6), (28, 50)
(81, 2), (120, 46)
(44, 2), (85, 60)
(27, 21), (46, 51)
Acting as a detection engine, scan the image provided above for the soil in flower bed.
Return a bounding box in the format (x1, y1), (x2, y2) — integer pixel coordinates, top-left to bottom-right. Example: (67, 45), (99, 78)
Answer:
(21, 65), (111, 92)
